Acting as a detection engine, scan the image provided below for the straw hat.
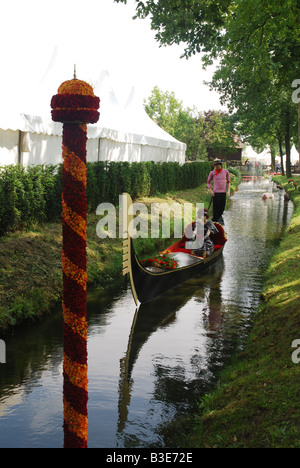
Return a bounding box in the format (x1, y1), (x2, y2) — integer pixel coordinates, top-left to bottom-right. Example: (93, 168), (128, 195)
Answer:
(213, 158), (223, 165)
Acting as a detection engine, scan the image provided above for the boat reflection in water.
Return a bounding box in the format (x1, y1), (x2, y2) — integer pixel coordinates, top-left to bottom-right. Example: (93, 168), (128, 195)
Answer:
(118, 259), (224, 434)
(118, 193), (228, 436)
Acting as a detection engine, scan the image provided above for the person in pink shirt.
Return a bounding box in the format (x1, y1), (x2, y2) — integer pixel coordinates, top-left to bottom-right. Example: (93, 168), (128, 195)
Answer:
(207, 159), (231, 225)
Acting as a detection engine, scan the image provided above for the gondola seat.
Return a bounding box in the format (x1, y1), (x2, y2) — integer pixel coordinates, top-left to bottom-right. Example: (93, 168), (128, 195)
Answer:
(165, 222), (227, 255)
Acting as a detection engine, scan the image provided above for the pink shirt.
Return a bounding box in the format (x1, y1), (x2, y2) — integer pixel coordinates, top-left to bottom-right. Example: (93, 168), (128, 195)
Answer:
(207, 169), (230, 193)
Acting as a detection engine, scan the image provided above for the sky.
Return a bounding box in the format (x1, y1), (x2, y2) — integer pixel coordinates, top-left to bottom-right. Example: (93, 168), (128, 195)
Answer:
(1, 0), (297, 162)
(0, 0), (224, 116)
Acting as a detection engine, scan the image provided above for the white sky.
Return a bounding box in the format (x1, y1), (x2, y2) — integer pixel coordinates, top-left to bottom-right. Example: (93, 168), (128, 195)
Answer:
(1, 0), (297, 162)
(0, 0), (223, 116)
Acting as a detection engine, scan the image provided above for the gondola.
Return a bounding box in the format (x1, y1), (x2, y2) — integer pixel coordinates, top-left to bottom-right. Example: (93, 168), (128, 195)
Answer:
(122, 193), (227, 305)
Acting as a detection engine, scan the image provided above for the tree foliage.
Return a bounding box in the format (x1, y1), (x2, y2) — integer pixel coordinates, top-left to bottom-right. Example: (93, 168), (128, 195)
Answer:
(115, 0), (232, 58)
(209, 0), (299, 175)
(144, 86), (238, 161)
(115, 0), (300, 175)
(144, 86), (206, 160)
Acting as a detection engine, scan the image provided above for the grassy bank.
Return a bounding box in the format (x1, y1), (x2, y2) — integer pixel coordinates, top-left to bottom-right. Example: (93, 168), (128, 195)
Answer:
(0, 185), (206, 332)
(0, 169), (240, 333)
(185, 175), (300, 448)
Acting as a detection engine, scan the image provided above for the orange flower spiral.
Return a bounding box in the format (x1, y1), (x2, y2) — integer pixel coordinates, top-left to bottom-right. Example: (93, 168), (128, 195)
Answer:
(51, 78), (100, 448)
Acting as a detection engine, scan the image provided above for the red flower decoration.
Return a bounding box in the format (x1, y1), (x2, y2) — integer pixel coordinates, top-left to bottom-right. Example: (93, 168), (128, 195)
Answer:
(141, 253), (178, 270)
(51, 78), (100, 449)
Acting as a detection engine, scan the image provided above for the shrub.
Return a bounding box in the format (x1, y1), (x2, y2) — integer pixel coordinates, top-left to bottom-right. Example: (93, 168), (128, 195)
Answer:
(0, 160), (212, 236)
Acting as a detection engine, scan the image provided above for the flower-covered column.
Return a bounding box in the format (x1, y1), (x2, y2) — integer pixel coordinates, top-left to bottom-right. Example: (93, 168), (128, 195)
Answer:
(51, 79), (100, 448)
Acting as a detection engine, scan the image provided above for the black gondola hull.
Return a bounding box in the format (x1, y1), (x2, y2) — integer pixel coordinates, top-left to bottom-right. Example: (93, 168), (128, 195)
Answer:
(130, 240), (224, 304)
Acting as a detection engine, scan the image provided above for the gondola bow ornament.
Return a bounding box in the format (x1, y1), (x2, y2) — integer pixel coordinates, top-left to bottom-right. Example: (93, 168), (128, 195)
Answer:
(121, 193), (139, 306)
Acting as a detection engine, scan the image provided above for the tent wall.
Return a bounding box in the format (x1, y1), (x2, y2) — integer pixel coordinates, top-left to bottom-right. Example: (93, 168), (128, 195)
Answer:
(0, 128), (19, 165)
(86, 138), (99, 163)
(94, 138), (141, 163)
(22, 132), (62, 167)
(87, 137), (185, 164)
(0, 74), (187, 167)
(0, 131), (186, 167)
(141, 144), (185, 164)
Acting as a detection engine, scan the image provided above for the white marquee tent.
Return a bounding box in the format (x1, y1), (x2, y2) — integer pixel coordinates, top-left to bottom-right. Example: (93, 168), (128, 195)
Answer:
(0, 71), (186, 168)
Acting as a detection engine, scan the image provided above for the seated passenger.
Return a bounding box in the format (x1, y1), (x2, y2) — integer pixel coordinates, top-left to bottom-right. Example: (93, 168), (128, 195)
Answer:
(185, 210), (218, 258)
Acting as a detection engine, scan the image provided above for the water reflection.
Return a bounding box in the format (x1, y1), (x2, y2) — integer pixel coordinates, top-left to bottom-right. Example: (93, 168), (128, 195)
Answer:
(118, 260), (224, 435)
(0, 180), (294, 448)
(115, 180), (294, 447)
(0, 313), (64, 447)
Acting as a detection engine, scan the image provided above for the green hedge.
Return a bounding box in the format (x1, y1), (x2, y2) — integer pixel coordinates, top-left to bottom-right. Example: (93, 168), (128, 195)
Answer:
(0, 160), (211, 236)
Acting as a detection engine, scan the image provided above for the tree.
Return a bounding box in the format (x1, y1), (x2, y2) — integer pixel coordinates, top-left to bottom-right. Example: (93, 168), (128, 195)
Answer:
(115, 0), (299, 64)
(115, 0), (232, 58)
(116, 0), (300, 175)
(144, 87), (239, 161)
(203, 110), (237, 158)
(209, 0), (299, 176)
(144, 86), (207, 160)
(144, 86), (184, 135)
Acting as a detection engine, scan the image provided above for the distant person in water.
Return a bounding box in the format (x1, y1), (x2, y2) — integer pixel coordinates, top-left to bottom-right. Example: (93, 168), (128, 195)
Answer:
(207, 159), (231, 225)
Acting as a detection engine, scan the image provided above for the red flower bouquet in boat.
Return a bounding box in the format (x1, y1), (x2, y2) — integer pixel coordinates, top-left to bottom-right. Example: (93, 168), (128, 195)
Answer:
(141, 252), (178, 270)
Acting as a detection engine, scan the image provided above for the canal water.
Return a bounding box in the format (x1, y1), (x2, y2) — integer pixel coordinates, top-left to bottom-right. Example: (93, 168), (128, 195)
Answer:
(0, 180), (294, 448)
